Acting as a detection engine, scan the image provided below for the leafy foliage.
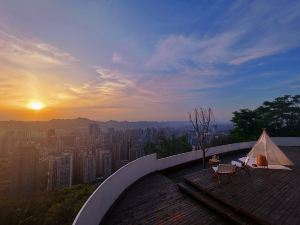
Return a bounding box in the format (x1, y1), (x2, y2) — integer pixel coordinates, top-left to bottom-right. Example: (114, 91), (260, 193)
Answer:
(145, 133), (191, 158)
(230, 95), (300, 142)
(209, 134), (232, 146)
(157, 134), (191, 158)
(0, 184), (95, 225)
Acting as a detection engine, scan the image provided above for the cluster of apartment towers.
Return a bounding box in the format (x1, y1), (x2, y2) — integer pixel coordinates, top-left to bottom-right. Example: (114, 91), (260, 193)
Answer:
(0, 123), (149, 198)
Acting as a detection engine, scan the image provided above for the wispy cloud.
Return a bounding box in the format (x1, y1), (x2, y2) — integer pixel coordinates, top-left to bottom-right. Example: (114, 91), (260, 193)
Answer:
(147, 1), (300, 69)
(0, 28), (76, 69)
(111, 52), (130, 66)
(146, 32), (240, 71)
(147, 30), (299, 72)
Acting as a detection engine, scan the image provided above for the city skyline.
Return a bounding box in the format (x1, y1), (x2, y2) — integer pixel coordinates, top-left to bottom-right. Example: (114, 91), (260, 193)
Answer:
(0, 1), (300, 122)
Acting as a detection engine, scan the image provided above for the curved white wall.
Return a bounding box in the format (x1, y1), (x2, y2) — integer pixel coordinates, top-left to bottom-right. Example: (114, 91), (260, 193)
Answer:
(72, 154), (158, 225)
(73, 138), (300, 225)
(272, 137), (300, 146)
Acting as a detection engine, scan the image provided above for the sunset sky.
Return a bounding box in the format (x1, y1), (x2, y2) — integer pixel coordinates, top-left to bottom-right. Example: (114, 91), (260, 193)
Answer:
(0, 0), (300, 121)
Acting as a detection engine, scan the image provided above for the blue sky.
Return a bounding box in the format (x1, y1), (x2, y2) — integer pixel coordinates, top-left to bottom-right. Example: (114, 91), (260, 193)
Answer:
(0, 0), (299, 121)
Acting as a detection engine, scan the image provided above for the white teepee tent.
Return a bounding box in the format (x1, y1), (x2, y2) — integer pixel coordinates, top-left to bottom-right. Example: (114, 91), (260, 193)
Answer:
(247, 130), (293, 166)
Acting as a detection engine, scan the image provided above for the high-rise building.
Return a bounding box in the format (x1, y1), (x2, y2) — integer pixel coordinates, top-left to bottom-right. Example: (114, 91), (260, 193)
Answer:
(10, 146), (39, 198)
(129, 143), (144, 161)
(82, 151), (96, 183)
(106, 128), (115, 146)
(94, 149), (112, 178)
(56, 138), (64, 153)
(96, 148), (103, 177)
(102, 151), (112, 178)
(89, 123), (100, 144)
(47, 153), (73, 191)
(47, 129), (56, 138)
(60, 135), (76, 148)
(72, 147), (83, 184)
(115, 159), (129, 170)
(112, 143), (122, 169)
(0, 157), (10, 194)
(1, 131), (16, 157)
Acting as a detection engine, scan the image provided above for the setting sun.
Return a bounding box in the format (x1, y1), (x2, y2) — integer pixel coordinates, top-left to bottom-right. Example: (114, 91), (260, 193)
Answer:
(27, 101), (45, 111)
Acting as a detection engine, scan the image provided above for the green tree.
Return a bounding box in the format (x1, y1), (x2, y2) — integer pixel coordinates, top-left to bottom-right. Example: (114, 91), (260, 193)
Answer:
(144, 140), (156, 155)
(146, 133), (191, 158)
(230, 95), (300, 142)
(0, 184), (95, 225)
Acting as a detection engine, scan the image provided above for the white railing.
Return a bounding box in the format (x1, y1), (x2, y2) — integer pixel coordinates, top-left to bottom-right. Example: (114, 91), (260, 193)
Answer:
(73, 138), (300, 225)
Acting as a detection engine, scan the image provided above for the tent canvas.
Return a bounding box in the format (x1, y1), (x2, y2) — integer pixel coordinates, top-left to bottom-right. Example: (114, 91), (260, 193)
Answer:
(247, 130), (293, 166)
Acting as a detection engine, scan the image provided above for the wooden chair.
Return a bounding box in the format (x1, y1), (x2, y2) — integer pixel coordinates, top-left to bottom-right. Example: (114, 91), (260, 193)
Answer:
(232, 157), (251, 176)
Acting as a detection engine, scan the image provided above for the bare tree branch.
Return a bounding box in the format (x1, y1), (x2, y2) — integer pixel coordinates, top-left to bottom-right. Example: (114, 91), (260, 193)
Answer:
(188, 107), (216, 168)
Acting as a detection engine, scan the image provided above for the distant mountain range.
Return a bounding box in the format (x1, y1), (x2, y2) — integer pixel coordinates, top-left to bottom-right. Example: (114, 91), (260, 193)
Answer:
(0, 117), (232, 132)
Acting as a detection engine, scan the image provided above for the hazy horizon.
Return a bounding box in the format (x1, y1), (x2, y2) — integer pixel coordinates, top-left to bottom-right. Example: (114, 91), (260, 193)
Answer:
(0, 117), (232, 124)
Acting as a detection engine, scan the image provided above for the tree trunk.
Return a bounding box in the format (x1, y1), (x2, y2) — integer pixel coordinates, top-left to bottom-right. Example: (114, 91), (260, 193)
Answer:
(202, 149), (206, 169)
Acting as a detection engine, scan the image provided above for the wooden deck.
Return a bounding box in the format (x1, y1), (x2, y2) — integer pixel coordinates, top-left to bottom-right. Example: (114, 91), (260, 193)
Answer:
(102, 147), (300, 225)
(102, 173), (230, 225)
